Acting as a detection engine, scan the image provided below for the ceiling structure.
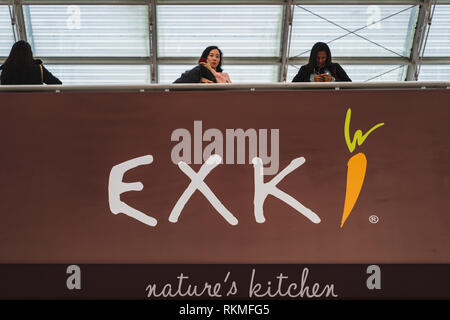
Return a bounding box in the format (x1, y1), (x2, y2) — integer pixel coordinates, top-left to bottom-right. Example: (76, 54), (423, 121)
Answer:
(1, 0), (449, 84)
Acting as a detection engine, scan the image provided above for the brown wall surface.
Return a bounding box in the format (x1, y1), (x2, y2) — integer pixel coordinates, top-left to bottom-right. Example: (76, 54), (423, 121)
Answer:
(0, 89), (449, 263)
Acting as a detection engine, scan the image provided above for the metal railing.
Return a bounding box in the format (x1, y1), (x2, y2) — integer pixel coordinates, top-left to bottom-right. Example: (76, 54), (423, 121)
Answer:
(0, 81), (449, 92)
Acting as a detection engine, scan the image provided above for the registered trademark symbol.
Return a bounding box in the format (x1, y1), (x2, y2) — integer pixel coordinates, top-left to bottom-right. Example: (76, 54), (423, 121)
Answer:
(369, 215), (379, 224)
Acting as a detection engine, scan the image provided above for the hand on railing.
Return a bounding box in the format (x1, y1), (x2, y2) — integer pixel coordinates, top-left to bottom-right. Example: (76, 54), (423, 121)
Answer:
(200, 77), (214, 84)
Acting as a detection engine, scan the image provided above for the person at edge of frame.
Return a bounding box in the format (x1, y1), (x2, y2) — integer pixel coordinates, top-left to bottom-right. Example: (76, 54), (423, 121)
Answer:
(1, 40), (62, 85)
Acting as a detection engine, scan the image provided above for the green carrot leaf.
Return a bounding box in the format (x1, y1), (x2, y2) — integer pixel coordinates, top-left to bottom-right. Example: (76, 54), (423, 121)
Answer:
(344, 108), (384, 153)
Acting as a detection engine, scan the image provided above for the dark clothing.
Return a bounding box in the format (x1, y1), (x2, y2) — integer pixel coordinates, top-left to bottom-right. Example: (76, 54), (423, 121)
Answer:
(292, 63), (351, 82)
(0, 59), (62, 85)
(173, 65), (217, 83)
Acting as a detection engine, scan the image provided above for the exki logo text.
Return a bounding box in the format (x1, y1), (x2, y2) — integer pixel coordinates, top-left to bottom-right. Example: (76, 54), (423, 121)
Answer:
(108, 108), (384, 228)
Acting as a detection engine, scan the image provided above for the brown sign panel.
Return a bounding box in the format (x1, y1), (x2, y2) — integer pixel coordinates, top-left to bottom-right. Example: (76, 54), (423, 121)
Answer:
(0, 89), (449, 263)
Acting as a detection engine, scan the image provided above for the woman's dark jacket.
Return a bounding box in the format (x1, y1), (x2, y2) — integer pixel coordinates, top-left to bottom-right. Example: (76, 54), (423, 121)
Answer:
(173, 65), (217, 83)
(0, 59), (62, 85)
(292, 63), (351, 82)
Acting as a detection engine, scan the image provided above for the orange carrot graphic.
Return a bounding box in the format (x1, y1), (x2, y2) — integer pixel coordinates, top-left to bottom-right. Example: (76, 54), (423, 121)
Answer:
(341, 153), (367, 228)
(341, 109), (384, 228)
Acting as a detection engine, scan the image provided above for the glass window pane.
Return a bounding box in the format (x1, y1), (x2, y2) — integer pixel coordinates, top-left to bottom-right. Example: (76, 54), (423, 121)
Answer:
(0, 5), (15, 56)
(341, 64), (405, 81)
(418, 65), (450, 81)
(423, 5), (450, 57)
(157, 5), (283, 58)
(221, 65), (279, 83)
(159, 64), (279, 84)
(24, 5), (149, 57)
(46, 64), (150, 84)
(287, 64), (406, 82)
(289, 5), (417, 58)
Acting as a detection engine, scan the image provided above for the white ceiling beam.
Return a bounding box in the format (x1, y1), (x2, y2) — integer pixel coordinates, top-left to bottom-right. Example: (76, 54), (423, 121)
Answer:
(406, 0), (433, 80)
(279, 0), (293, 82)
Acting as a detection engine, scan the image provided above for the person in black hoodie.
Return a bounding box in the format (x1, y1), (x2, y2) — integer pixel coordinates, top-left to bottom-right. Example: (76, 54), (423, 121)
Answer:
(292, 42), (351, 82)
(0, 40), (62, 85)
(173, 46), (230, 84)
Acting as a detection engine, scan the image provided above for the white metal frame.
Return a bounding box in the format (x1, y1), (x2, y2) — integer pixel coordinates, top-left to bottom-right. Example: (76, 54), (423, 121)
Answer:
(1, 0), (450, 83)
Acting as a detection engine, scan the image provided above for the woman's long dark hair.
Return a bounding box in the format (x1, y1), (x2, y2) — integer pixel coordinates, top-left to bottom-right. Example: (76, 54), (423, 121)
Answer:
(1, 40), (35, 85)
(307, 42), (332, 72)
(199, 46), (223, 72)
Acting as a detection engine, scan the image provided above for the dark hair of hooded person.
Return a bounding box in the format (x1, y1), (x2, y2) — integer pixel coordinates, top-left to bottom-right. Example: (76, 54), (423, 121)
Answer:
(199, 46), (223, 72)
(1, 40), (35, 85)
(1, 40), (62, 85)
(307, 42), (332, 72)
